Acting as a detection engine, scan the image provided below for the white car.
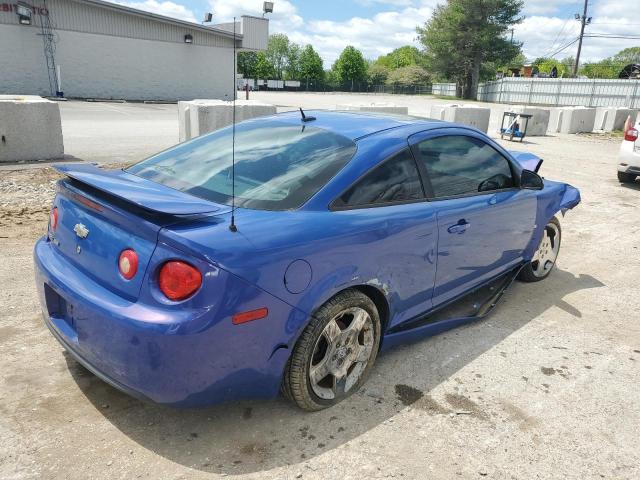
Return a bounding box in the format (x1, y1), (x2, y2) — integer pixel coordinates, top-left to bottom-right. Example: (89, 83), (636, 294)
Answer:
(618, 117), (640, 183)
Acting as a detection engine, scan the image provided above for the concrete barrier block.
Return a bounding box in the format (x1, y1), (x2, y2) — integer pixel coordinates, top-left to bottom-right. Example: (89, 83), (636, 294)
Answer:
(594, 107), (638, 132)
(188, 100), (227, 138)
(234, 99), (278, 122)
(0, 95), (64, 163)
(429, 105), (449, 120)
(509, 106), (550, 136)
(548, 108), (562, 133)
(556, 107), (596, 134)
(182, 99), (276, 140)
(434, 105), (490, 133)
(336, 104), (409, 115)
(178, 101), (191, 142)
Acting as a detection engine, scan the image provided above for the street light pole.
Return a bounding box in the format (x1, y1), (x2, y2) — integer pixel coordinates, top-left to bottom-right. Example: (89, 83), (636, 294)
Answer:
(572, 0), (590, 77)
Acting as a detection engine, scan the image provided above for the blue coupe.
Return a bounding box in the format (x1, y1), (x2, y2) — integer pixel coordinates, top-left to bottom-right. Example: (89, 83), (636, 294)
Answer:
(34, 111), (580, 410)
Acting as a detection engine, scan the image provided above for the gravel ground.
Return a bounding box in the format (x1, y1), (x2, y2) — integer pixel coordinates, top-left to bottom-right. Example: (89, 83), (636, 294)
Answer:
(1, 99), (639, 480)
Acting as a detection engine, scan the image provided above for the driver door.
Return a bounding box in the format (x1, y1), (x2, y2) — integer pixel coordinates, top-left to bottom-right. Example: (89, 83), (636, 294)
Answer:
(409, 130), (537, 307)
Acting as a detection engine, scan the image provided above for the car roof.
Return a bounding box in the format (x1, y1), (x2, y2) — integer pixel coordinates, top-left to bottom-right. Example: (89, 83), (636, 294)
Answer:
(265, 109), (445, 141)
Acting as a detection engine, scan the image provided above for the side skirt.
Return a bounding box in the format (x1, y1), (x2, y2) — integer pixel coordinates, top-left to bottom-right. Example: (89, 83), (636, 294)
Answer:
(380, 264), (524, 352)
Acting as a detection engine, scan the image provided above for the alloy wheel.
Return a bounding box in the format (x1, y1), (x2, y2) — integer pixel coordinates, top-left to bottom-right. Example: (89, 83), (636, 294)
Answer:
(308, 307), (374, 400)
(531, 222), (560, 278)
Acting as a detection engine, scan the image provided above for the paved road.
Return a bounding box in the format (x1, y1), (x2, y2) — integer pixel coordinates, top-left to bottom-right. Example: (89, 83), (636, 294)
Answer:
(59, 101), (179, 165)
(53, 93), (517, 166)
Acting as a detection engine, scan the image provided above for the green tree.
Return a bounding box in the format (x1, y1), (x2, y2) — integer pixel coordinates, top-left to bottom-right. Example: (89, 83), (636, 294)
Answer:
(265, 33), (290, 79)
(368, 63), (391, 85)
(255, 52), (275, 79)
(532, 57), (568, 77)
(299, 45), (324, 88)
(285, 43), (301, 80)
(324, 69), (340, 89)
(417, 0), (523, 99)
(333, 46), (368, 90)
(237, 51), (258, 78)
(580, 60), (619, 79)
(612, 47), (640, 65)
(376, 46), (426, 69)
(560, 56), (575, 72)
(386, 65), (431, 86)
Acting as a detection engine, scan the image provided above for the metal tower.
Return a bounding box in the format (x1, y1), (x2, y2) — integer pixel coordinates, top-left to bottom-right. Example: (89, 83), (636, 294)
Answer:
(37, 0), (61, 96)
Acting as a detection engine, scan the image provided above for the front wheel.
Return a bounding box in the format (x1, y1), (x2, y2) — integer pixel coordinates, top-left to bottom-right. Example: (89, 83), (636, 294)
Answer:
(618, 171), (637, 183)
(519, 216), (561, 282)
(282, 290), (381, 411)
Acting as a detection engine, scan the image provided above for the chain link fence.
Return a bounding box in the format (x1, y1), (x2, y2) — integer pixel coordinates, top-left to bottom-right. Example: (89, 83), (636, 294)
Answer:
(253, 80), (433, 95)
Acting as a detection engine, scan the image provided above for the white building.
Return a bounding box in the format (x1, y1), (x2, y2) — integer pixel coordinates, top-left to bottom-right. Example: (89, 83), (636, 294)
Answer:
(0, 0), (268, 100)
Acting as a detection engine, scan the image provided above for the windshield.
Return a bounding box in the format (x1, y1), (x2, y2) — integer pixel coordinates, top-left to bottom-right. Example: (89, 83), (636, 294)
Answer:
(127, 120), (357, 210)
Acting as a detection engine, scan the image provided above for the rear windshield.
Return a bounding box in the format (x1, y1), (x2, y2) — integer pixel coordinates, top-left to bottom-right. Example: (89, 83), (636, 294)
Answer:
(127, 120), (357, 210)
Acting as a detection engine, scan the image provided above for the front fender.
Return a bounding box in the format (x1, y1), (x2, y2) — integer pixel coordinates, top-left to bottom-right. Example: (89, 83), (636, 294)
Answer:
(559, 183), (581, 213)
(524, 180), (581, 260)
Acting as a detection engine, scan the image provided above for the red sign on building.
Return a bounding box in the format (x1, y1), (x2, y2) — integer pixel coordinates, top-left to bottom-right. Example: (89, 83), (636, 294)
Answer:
(1, 3), (49, 16)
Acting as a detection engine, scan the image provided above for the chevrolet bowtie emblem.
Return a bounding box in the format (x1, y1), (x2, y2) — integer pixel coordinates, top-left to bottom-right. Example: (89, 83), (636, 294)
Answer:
(73, 223), (89, 239)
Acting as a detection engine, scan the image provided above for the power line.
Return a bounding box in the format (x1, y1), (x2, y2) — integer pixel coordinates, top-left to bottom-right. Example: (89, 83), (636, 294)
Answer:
(549, 37), (580, 59)
(589, 22), (640, 26)
(584, 34), (640, 40)
(542, 16), (572, 58)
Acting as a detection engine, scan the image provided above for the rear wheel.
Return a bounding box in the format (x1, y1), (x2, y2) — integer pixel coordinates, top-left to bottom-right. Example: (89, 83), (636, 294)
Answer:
(618, 171), (637, 183)
(519, 217), (561, 283)
(283, 290), (381, 411)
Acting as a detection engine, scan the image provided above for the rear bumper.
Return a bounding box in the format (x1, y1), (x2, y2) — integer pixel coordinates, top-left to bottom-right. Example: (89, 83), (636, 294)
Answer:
(34, 236), (298, 407)
(618, 141), (640, 172)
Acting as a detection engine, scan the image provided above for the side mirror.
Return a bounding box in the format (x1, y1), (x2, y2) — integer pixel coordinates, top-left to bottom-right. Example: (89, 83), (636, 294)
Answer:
(520, 169), (543, 190)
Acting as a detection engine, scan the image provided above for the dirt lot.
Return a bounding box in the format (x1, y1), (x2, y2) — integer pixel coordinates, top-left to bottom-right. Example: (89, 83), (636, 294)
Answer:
(1, 101), (639, 480)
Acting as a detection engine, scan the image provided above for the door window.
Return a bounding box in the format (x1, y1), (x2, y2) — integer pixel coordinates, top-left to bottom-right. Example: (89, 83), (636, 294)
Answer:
(333, 149), (424, 208)
(414, 136), (514, 198)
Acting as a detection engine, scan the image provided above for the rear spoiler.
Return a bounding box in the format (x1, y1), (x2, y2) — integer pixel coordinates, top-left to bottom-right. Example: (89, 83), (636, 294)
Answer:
(55, 164), (229, 216)
(508, 151), (543, 173)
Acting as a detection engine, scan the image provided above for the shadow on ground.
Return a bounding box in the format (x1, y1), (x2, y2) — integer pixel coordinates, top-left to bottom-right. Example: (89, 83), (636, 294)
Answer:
(65, 267), (604, 475)
(619, 180), (640, 191)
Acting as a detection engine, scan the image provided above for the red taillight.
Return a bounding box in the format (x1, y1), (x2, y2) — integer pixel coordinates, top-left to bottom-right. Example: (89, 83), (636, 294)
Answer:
(158, 261), (202, 301)
(232, 307), (269, 325)
(49, 207), (58, 231)
(625, 128), (638, 142)
(118, 249), (139, 280)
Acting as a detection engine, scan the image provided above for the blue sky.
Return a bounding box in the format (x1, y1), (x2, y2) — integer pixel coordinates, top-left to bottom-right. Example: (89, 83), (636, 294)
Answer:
(116, 0), (638, 65)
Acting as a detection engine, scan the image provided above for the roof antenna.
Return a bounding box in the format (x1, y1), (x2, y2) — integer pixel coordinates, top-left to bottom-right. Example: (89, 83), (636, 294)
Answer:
(229, 16), (238, 233)
(299, 107), (316, 122)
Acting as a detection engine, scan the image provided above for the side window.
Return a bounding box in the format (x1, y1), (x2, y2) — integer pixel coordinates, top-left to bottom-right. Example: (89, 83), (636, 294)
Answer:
(414, 136), (514, 198)
(334, 149), (424, 208)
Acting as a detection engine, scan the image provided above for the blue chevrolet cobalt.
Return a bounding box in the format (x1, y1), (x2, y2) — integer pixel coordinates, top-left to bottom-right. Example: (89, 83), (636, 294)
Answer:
(34, 111), (580, 410)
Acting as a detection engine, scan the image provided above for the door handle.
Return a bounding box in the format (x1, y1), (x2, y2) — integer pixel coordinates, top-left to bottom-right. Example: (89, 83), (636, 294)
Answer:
(447, 219), (469, 234)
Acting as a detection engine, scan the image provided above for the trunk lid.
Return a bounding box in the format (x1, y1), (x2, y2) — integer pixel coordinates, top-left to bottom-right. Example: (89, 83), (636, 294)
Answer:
(51, 164), (230, 301)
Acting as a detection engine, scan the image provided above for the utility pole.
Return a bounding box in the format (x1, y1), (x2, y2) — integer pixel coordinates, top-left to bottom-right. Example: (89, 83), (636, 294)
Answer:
(572, 0), (591, 77)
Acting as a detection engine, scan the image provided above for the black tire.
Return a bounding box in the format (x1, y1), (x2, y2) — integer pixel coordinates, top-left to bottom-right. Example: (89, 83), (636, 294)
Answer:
(283, 289), (381, 411)
(519, 216), (562, 283)
(618, 171), (637, 183)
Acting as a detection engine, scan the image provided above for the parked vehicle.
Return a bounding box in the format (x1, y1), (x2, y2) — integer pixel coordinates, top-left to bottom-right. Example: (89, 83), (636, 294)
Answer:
(618, 116), (640, 183)
(34, 111), (580, 410)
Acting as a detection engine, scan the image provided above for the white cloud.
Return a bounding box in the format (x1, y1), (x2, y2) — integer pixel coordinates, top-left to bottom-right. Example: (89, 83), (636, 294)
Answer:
(208, 0), (304, 30)
(108, 0), (636, 69)
(523, 0), (581, 15)
(355, 0), (414, 6)
(113, 0), (197, 22)
(204, 0), (435, 65)
(515, 13), (639, 62)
